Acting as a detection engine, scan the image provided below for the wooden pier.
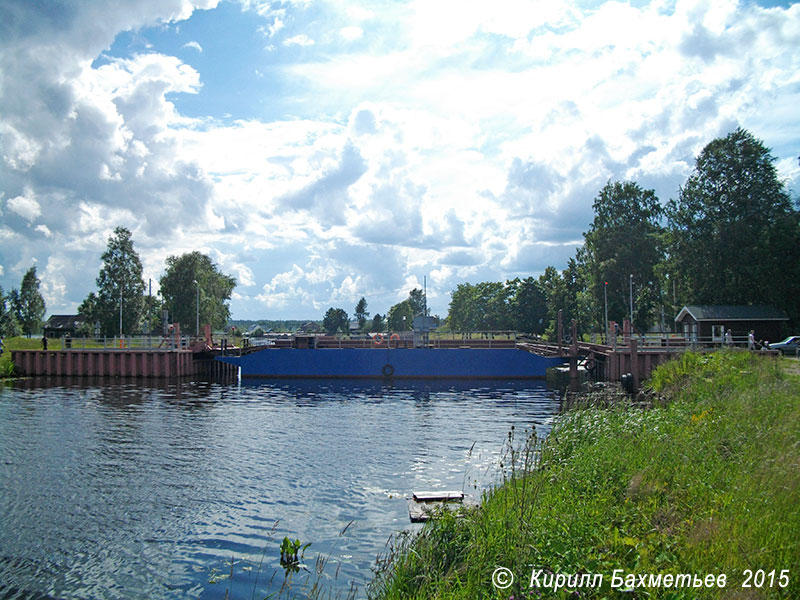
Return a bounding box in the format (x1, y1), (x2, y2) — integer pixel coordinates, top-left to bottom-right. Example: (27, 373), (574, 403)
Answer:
(520, 315), (685, 392)
(11, 348), (238, 380)
(408, 491), (478, 522)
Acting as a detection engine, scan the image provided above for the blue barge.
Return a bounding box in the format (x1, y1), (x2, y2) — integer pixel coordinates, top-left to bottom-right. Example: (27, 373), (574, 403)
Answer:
(215, 336), (565, 379)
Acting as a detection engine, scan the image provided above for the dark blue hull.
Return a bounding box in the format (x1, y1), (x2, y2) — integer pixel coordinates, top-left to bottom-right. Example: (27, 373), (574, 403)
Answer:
(216, 347), (565, 379)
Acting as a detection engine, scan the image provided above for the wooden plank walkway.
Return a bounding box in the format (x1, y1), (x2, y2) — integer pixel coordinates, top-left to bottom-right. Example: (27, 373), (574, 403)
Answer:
(408, 490), (478, 523)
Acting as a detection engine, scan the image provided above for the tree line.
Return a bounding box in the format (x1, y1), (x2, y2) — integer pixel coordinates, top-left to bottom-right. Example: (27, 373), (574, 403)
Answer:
(447, 129), (800, 336)
(4, 129), (796, 340)
(76, 227), (236, 337)
(0, 227), (237, 339)
(320, 289), (433, 335)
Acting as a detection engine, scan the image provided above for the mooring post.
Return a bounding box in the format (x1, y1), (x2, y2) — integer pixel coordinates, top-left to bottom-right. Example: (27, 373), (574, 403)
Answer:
(569, 319), (578, 385)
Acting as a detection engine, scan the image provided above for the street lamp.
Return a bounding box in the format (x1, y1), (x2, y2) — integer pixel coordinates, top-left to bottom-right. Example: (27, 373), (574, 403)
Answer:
(604, 281), (608, 343)
(194, 279), (200, 337)
(629, 273), (634, 327)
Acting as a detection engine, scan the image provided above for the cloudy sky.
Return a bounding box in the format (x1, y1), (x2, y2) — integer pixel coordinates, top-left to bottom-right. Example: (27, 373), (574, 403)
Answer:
(1, 0), (798, 320)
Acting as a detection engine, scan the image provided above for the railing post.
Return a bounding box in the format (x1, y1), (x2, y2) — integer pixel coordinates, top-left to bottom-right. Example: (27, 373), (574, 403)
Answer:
(569, 319), (578, 386)
(630, 338), (639, 393)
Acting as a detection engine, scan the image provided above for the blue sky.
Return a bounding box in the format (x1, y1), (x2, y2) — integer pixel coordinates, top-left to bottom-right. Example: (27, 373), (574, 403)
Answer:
(1, 0), (799, 320)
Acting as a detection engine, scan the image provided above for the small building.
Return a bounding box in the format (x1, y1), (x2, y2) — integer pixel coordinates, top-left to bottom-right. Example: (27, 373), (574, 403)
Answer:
(43, 314), (87, 338)
(675, 305), (788, 344)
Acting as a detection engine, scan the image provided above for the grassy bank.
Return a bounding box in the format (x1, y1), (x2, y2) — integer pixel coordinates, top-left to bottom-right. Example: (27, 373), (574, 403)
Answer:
(0, 336), (44, 377)
(369, 351), (800, 599)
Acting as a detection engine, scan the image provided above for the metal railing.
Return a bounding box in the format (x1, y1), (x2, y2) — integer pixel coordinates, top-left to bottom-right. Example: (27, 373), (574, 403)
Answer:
(599, 333), (780, 352)
(41, 336), (194, 351)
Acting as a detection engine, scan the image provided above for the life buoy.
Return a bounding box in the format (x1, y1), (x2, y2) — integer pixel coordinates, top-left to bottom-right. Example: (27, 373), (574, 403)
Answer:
(374, 333), (384, 345)
(389, 333), (400, 340)
(382, 363), (395, 377)
(389, 333), (400, 348)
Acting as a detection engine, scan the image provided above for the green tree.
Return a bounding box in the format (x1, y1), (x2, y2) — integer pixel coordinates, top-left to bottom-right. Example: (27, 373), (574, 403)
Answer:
(14, 265), (46, 337)
(562, 253), (591, 332)
(387, 300), (413, 331)
(538, 266), (566, 338)
(159, 251), (237, 336)
(667, 128), (800, 319)
(447, 281), (515, 332)
(479, 282), (513, 330)
(408, 288), (425, 316)
(322, 307), (349, 334)
(0, 286), (22, 337)
(583, 180), (665, 332)
(509, 277), (547, 334)
(79, 227), (145, 337)
(370, 313), (385, 332)
(447, 283), (480, 331)
(354, 297), (369, 330)
(387, 289), (428, 331)
(77, 292), (99, 336)
(142, 293), (163, 335)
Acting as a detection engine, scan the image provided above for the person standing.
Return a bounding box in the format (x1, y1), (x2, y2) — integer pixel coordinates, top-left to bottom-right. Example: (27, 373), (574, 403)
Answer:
(748, 330), (755, 350)
(725, 329), (734, 346)
(41, 335), (48, 350)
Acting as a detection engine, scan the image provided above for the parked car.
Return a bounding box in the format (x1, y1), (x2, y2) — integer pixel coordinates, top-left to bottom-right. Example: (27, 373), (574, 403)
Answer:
(770, 335), (800, 355)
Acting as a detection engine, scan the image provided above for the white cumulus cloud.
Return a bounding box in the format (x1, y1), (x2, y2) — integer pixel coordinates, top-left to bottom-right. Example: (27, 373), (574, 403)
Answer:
(7, 192), (41, 222)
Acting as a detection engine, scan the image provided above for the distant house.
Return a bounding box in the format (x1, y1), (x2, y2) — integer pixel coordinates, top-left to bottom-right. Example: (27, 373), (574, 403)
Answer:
(675, 305), (788, 343)
(247, 324), (270, 337)
(300, 322), (319, 333)
(43, 314), (87, 338)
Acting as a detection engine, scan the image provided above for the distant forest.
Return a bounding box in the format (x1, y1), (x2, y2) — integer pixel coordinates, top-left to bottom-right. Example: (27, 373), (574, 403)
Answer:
(227, 319), (319, 333)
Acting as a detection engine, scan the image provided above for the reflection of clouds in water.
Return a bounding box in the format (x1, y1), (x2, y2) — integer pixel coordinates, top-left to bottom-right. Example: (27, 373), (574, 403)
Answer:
(0, 379), (559, 598)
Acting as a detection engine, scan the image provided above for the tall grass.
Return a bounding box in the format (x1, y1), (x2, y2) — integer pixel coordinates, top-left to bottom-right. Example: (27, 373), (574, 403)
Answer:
(0, 336), (48, 378)
(369, 350), (800, 599)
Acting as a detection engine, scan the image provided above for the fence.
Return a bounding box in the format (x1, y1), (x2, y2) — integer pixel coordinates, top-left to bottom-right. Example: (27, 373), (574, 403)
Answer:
(42, 335), (194, 351)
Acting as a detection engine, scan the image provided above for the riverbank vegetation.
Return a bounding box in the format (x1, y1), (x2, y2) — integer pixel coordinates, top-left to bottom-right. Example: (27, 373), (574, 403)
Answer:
(368, 351), (800, 599)
(0, 336), (43, 377)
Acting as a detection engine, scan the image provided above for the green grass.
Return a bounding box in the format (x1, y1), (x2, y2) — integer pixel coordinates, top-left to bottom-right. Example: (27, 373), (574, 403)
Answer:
(0, 336), (44, 377)
(368, 350), (800, 599)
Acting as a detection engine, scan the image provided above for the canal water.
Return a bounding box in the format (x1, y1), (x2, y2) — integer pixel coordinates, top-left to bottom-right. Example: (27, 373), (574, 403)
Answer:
(0, 378), (562, 599)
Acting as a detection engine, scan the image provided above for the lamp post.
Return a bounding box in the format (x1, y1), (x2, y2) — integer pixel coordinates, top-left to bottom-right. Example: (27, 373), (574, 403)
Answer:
(604, 281), (608, 343)
(194, 279), (199, 337)
(629, 273), (634, 327)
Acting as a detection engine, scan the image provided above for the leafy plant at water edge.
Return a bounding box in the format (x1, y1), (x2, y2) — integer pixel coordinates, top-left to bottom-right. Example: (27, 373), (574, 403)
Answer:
(280, 536), (311, 574)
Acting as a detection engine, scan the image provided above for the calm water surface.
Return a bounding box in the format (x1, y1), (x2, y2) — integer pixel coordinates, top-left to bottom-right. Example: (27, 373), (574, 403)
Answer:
(0, 377), (562, 599)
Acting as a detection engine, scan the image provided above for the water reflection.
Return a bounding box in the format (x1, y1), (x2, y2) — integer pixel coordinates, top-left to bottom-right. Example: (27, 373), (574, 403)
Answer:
(0, 377), (560, 599)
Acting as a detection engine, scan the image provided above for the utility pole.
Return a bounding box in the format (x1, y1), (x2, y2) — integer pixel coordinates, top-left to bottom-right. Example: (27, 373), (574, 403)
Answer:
(604, 281), (609, 343)
(423, 275), (428, 317)
(194, 279), (200, 337)
(629, 273), (634, 327)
